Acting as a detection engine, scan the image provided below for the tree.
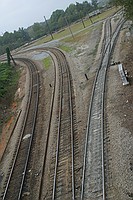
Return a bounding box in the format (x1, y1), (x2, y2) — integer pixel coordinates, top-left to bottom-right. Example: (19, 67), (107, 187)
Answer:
(91, 0), (98, 9)
(110, 0), (133, 20)
(82, 1), (93, 15)
(65, 4), (78, 22)
(32, 23), (45, 38)
(19, 28), (30, 41)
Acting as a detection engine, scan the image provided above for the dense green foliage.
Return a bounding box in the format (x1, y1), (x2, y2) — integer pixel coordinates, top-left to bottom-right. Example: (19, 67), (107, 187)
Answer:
(110, 0), (133, 20)
(0, 63), (19, 104)
(0, 28), (30, 55)
(0, 0), (100, 55)
(0, 63), (19, 132)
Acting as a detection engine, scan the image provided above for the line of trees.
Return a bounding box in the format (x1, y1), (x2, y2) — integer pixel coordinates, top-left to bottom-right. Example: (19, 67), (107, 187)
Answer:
(0, 28), (30, 55)
(0, 0), (102, 55)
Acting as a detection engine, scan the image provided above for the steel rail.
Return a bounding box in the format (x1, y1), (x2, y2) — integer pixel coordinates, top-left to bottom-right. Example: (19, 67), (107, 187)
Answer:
(18, 58), (39, 199)
(52, 51), (63, 200)
(60, 50), (75, 200)
(48, 48), (75, 200)
(2, 58), (39, 200)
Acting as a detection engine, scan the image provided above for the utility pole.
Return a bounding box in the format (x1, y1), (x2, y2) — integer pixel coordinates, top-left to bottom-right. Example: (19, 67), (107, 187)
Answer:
(64, 16), (74, 39)
(6, 47), (16, 66)
(89, 16), (93, 24)
(44, 16), (54, 40)
(6, 47), (11, 66)
(80, 12), (86, 28)
(10, 53), (16, 66)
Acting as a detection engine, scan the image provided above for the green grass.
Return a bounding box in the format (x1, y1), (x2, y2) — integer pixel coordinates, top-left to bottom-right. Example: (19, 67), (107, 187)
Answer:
(42, 56), (52, 69)
(61, 25), (94, 43)
(0, 62), (20, 133)
(58, 45), (72, 52)
(33, 7), (119, 46)
(90, 7), (119, 23)
(0, 63), (19, 101)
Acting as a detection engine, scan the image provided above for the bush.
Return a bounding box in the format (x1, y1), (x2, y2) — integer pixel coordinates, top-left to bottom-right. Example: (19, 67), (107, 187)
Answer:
(0, 63), (19, 104)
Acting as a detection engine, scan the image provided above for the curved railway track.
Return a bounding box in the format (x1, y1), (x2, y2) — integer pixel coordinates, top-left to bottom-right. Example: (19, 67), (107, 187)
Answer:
(2, 58), (40, 200)
(36, 48), (77, 200)
(51, 49), (75, 200)
(81, 17), (125, 200)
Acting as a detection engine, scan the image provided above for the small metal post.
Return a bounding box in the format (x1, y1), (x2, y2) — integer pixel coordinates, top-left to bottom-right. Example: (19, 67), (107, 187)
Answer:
(64, 16), (74, 39)
(85, 73), (88, 80)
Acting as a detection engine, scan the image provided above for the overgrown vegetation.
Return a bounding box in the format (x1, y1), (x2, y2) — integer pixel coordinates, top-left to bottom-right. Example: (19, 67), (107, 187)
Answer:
(0, 28), (30, 56)
(59, 45), (72, 52)
(42, 57), (52, 70)
(0, 63), (19, 104)
(0, 62), (19, 133)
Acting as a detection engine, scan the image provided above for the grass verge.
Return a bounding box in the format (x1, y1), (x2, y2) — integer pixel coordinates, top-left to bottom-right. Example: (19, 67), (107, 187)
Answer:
(42, 56), (52, 70)
(0, 63), (20, 133)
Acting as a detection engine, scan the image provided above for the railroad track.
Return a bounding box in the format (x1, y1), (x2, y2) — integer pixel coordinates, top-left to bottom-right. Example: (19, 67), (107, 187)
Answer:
(36, 48), (78, 200)
(1, 15), (124, 200)
(2, 58), (40, 200)
(81, 18), (125, 200)
(51, 49), (75, 200)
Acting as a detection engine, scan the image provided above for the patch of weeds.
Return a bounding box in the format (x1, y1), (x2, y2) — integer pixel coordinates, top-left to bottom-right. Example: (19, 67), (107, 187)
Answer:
(59, 45), (72, 53)
(0, 62), (20, 134)
(0, 63), (19, 102)
(42, 56), (52, 70)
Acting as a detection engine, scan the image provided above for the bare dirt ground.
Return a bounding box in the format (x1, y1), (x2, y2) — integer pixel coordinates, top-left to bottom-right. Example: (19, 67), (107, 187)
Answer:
(0, 15), (132, 200)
